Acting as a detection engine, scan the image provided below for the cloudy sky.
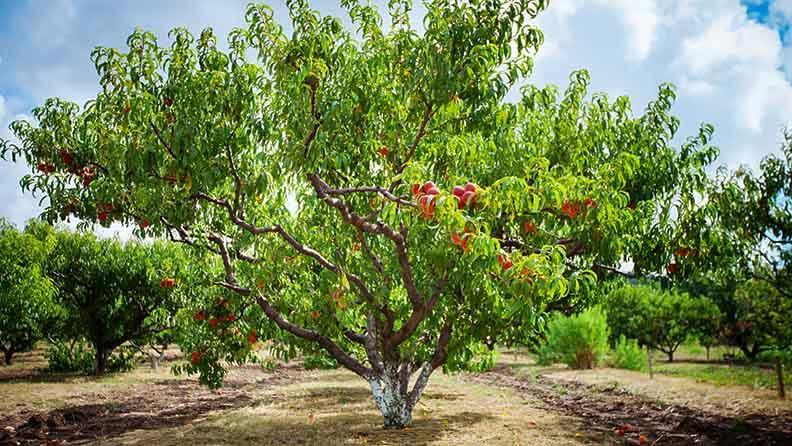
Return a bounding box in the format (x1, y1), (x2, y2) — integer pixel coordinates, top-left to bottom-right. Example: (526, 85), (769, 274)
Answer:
(0, 0), (790, 231)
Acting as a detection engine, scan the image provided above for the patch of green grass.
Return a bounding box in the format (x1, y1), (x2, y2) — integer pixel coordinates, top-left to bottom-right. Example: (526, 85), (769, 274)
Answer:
(653, 362), (789, 391)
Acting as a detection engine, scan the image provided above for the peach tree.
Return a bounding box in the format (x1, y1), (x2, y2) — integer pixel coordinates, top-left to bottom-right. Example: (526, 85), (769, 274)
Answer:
(0, 219), (59, 365)
(0, 0), (718, 427)
(47, 230), (195, 375)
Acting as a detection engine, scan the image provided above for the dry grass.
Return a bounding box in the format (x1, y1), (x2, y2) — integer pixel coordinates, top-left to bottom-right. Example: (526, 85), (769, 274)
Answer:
(107, 369), (609, 446)
(498, 349), (792, 418)
(2, 347), (611, 445)
(545, 367), (792, 417)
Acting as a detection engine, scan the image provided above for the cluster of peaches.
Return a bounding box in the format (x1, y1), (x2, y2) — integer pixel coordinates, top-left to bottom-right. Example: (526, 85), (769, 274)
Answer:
(36, 149), (96, 188)
(561, 197), (597, 219)
(189, 299), (258, 365)
(411, 180), (479, 218)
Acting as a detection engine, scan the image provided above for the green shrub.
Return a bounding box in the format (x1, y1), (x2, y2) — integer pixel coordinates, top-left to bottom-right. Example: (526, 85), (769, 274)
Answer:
(539, 307), (610, 369)
(611, 335), (646, 371)
(46, 340), (139, 373)
(302, 352), (339, 370)
(107, 346), (140, 373)
(756, 348), (792, 368)
(46, 339), (94, 373)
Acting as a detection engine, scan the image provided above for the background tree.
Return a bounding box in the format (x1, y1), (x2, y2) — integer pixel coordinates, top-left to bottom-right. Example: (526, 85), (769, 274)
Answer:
(0, 0), (719, 427)
(726, 278), (791, 360)
(48, 230), (193, 375)
(0, 219), (58, 365)
(674, 131), (792, 360)
(605, 284), (721, 362)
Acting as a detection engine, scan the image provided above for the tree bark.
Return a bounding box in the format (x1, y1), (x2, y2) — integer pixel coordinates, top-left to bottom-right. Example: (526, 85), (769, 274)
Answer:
(667, 351), (674, 362)
(369, 364), (412, 429)
(3, 349), (13, 365)
(94, 348), (109, 375)
(706, 346), (710, 362)
(367, 361), (435, 429)
(776, 358), (786, 400)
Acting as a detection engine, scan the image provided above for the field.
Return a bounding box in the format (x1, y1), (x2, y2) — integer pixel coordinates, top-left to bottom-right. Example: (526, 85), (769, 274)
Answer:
(1, 345), (790, 446)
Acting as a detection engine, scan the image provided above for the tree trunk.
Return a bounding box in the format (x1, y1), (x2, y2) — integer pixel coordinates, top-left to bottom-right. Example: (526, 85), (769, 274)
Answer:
(3, 349), (13, 365)
(369, 364), (412, 429)
(94, 348), (109, 376)
(738, 341), (760, 361)
(647, 347), (654, 379)
(776, 358), (786, 400)
(705, 346), (710, 362)
(367, 362), (434, 429)
(667, 351), (674, 362)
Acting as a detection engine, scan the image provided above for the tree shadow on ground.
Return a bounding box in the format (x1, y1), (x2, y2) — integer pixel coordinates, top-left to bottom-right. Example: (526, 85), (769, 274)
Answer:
(189, 385), (495, 446)
(0, 377), (258, 445)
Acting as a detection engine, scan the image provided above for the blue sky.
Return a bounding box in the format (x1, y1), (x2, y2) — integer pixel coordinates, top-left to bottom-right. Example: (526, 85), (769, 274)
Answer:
(2, 0), (792, 233)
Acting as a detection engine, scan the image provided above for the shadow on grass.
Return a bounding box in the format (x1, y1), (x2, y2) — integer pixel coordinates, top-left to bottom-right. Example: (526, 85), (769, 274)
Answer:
(1, 377), (257, 444)
(216, 411), (495, 446)
(190, 385), (495, 446)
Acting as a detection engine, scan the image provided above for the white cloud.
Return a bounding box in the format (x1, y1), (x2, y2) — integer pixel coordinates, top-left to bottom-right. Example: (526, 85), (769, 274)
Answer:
(529, 0), (792, 168)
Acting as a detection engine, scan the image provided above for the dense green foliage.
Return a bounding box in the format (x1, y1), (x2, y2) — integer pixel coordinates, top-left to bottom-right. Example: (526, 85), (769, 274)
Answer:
(684, 275), (792, 360)
(605, 284), (721, 362)
(610, 335), (646, 371)
(47, 230), (193, 374)
(0, 220), (59, 365)
(535, 307), (609, 369)
(0, 0), (721, 427)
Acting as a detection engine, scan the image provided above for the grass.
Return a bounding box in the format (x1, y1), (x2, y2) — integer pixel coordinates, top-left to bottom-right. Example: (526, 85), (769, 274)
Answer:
(107, 369), (612, 446)
(652, 362), (789, 391)
(1, 346), (614, 446)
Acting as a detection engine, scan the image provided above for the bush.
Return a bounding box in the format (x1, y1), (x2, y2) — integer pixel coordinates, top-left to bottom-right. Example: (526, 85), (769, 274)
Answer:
(302, 352), (339, 370)
(46, 340), (139, 373)
(538, 307), (610, 369)
(611, 335), (646, 371)
(46, 339), (94, 373)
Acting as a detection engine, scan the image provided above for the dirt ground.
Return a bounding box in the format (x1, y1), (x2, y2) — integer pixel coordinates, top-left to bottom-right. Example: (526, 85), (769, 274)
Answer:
(1, 348), (790, 445)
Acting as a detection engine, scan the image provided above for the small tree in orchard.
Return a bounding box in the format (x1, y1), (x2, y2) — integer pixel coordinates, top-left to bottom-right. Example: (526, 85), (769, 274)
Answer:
(605, 284), (721, 362)
(47, 230), (193, 375)
(671, 131), (792, 359)
(0, 220), (59, 365)
(730, 278), (791, 359)
(1, 1), (719, 427)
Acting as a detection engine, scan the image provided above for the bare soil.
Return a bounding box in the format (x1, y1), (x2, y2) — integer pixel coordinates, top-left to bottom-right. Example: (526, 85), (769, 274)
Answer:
(466, 363), (792, 446)
(0, 363), (301, 445)
(2, 347), (791, 445)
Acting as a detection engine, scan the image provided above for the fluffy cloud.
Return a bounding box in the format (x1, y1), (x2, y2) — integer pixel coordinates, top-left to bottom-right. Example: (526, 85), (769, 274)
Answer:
(530, 0), (791, 168)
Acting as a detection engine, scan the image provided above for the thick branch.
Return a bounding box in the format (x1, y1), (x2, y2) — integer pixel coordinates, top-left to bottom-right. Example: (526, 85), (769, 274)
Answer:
(384, 272), (450, 351)
(308, 173), (404, 242)
(325, 186), (416, 208)
(365, 313), (385, 375)
(407, 319), (453, 409)
(271, 224), (377, 306)
(309, 173), (423, 307)
(211, 280), (372, 379)
(257, 295), (371, 378)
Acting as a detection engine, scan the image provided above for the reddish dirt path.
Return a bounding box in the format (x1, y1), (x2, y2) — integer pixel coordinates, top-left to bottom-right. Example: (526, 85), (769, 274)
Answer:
(0, 365), (300, 445)
(465, 364), (792, 446)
